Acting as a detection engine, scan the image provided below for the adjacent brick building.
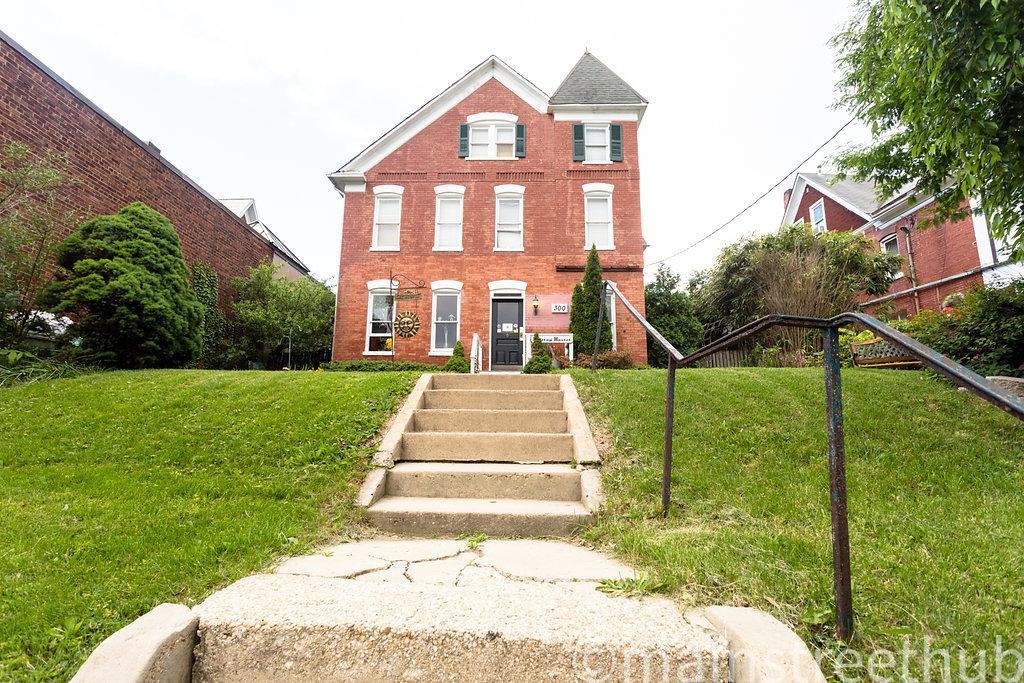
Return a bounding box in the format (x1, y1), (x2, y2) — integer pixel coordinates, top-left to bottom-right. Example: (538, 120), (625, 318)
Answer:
(328, 53), (649, 368)
(0, 29), (308, 307)
(781, 172), (1022, 317)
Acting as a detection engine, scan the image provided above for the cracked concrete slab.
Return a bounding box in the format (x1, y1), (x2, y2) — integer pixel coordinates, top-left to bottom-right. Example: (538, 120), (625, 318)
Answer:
(405, 551), (477, 584)
(475, 539), (636, 582)
(275, 552), (389, 579)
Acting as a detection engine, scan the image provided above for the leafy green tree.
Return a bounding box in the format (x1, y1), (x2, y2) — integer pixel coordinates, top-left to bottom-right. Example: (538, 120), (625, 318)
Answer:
(443, 339), (469, 373)
(644, 265), (703, 367)
(522, 333), (552, 374)
(833, 0), (1024, 259)
(690, 224), (901, 342)
(232, 263), (335, 369)
(191, 262), (227, 368)
(42, 202), (202, 368)
(0, 142), (79, 347)
(568, 247), (612, 355)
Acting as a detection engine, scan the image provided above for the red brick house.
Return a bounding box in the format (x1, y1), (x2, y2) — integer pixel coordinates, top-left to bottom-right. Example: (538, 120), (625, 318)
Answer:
(781, 172), (1022, 317)
(328, 53), (649, 369)
(0, 29), (309, 308)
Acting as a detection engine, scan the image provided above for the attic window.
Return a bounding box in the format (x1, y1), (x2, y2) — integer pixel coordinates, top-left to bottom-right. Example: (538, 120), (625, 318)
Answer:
(810, 199), (827, 234)
(459, 113), (525, 160)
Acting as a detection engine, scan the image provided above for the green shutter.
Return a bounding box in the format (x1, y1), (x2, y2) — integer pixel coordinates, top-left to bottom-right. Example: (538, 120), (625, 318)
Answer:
(458, 124), (469, 158)
(572, 124), (585, 161)
(515, 123), (526, 157)
(610, 124), (623, 161)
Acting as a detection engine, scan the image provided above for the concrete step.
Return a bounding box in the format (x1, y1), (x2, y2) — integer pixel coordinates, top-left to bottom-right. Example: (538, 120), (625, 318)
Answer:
(367, 496), (592, 536)
(412, 409), (567, 434)
(431, 374), (561, 391)
(401, 432), (574, 463)
(423, 389), (563, 410)
(193, 567), (729, 681)
(385, 462), (581, 500)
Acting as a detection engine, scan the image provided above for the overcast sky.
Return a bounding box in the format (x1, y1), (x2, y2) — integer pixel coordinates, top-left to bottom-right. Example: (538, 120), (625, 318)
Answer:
(4, 0), (868, 285)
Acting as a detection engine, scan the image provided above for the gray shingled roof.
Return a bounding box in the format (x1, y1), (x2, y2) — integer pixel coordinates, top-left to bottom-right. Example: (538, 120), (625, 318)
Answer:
(549, 52), (646, 105)
(801, 173), (886, 215)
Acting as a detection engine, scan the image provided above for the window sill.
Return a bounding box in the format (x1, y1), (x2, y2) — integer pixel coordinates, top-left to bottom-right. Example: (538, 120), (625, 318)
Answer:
(494, 247), (525, 252)
(370, 246), (400, 252)
(363, 351), (394, 356)
(582, 160), (614, 165)
(432, 247), (464, 252)
(465, 157), (520, 162)
(584, 245), (616, 251)
(428, 350), (455, 357)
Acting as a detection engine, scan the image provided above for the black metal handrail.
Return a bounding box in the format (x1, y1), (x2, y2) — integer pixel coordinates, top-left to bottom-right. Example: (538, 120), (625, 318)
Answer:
(593, 285), (1024, 641)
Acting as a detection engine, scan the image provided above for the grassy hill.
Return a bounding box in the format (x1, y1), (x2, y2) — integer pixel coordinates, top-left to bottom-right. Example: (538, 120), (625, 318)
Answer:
(572, 367), (1023, 680)
(0, 370), (418, 680)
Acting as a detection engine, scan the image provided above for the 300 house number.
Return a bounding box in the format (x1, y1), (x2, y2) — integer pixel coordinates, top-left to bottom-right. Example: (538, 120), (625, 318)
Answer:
(551, 303), (569, 314)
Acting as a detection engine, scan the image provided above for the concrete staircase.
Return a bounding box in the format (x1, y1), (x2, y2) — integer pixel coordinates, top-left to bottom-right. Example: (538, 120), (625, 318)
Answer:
(357, 373), (602, 537)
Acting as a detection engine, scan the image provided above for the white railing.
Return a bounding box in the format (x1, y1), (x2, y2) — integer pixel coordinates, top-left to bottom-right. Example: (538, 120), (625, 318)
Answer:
(470, 333), (483, 373)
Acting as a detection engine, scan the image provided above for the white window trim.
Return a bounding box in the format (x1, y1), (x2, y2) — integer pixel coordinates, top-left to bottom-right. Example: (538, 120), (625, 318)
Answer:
(466, 118), (519, 161)
(370, 185), (404, 251)
(582, 123), (611, 164)
(363, 285), (396, 356)
(429, 282), (463, 356)
(494, 184), (525, 252)
(810, 198), (828, 234)
(433, 185), (465, 251)
(604, 280), (618, 351)
(582, 183), (615, 251)
(880, 234), (904, 279)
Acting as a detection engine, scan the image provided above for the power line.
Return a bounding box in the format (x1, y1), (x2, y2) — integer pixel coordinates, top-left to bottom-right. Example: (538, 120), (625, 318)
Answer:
(645, 117), (857, 270)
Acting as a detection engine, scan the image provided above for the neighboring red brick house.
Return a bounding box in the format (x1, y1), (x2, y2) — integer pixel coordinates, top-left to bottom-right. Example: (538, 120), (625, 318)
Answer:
(781, 172), (1023, 317)
(328, 53), (649, 368)
(0, 29), (308, 307)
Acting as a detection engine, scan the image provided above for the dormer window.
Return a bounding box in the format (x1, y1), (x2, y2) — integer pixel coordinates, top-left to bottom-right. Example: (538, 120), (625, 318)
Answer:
(459, 113), (525, 160)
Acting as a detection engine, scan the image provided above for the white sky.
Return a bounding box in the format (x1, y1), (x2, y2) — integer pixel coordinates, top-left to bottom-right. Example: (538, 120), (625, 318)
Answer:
(4, 0), (868, 286)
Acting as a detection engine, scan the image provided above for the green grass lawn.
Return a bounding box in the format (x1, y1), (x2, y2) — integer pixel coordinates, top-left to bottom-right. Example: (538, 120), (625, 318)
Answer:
(0, 369), (418, 680)
(572, 367), (1024, 680)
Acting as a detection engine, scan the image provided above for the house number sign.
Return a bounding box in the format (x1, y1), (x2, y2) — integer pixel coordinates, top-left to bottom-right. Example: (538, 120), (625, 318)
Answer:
(551, 303), (569, 314)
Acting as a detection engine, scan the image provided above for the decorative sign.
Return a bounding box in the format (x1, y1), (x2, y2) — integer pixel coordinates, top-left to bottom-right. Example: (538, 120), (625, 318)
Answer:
(551, 303), (569, 314)
(394, 311), (420, 338)
(539, 333), (573, 344)
(396, 291), (421, 301)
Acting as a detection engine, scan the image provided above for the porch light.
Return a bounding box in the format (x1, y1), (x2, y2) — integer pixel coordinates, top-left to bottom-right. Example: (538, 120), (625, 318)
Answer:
(531, 295), (540, 315)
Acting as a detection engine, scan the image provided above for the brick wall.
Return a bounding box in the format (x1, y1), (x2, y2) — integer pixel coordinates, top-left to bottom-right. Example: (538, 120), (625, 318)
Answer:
(861, 199), (984, 315)
(0, 34), (273, 307)
(790, 186), (867, 233)
(333, 78), (648, 366)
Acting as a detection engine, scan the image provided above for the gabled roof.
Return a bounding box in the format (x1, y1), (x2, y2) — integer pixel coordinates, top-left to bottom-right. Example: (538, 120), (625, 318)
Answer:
(549, 52), (646, 105)
(219, 197), (310, 274)
(781, 172), (920, 228)
(329, 55), (550, 185)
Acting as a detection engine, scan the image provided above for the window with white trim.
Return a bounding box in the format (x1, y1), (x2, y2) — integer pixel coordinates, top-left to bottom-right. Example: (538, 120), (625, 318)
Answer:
(371, 185), (403, 250)
(431, 288), (461, 354)
(583, 184), (614, 250)
(469, 122), (516, 159)
(365, 290), (394, 354)
(584, 124), (610, 163)
(494, 185), (525, 251)
(810, 199), (827, 234)
(434, 185), (464, 251)
(604, 287), (617, 350)
(880, 233), (903, 278)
